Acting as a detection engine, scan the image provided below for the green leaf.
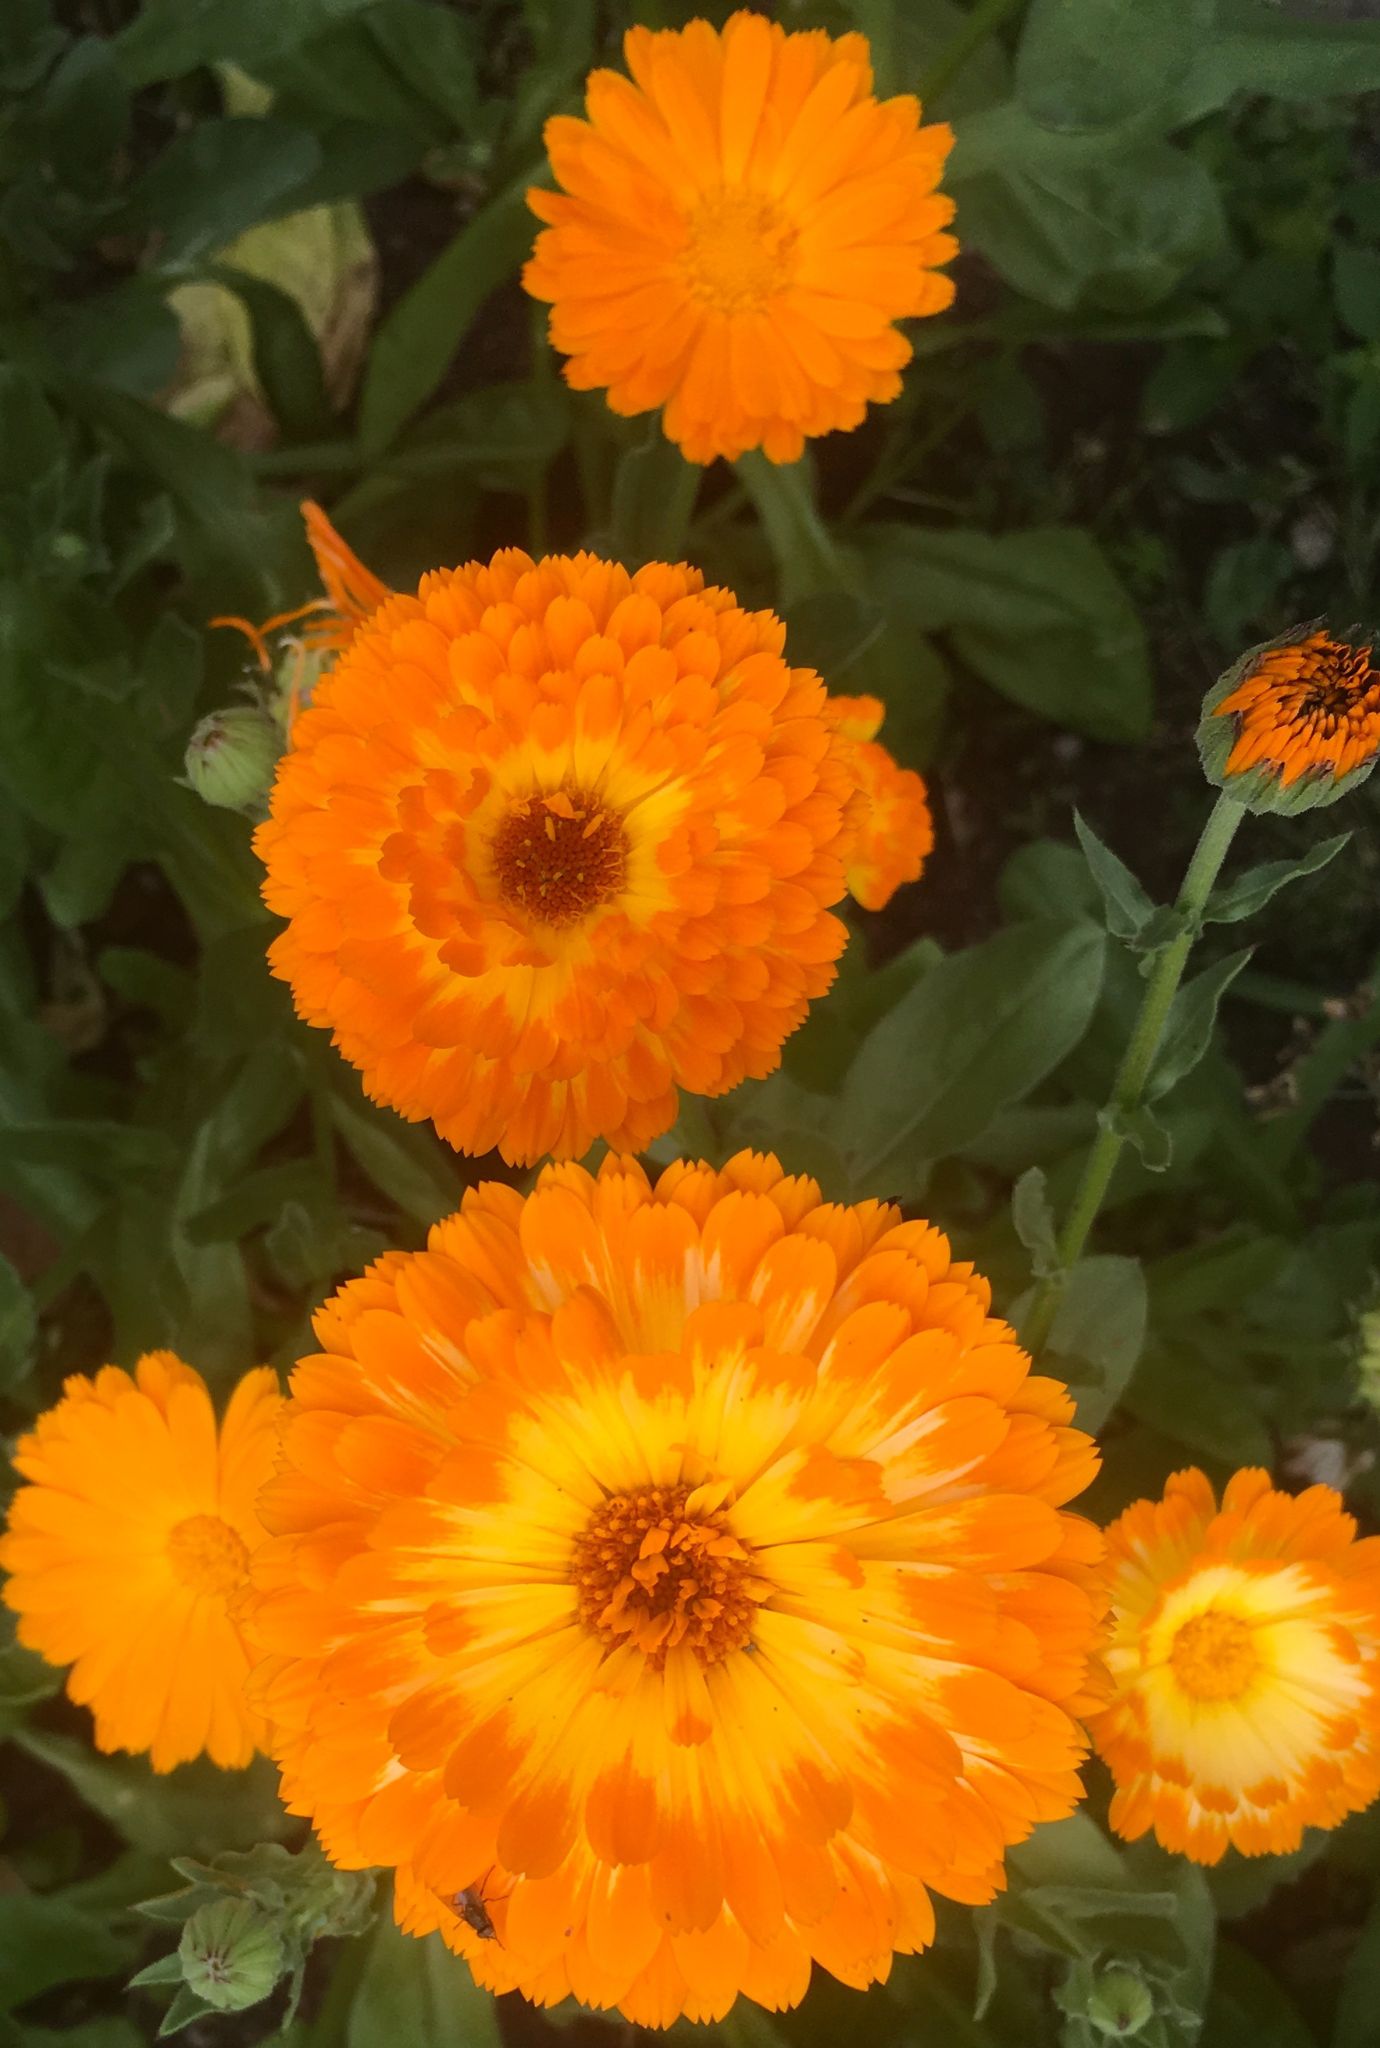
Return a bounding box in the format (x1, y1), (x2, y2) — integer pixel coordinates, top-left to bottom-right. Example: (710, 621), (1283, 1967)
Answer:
(1016, 0), (1212, 133)
(13, 1731), (292, 1860)
(346, 1910), (502, 2048)
(1335, 245), (1380, 343)
(39, 284), (183, 398)
(1171, 0), (1380, 123)
(1124, 1340), (1271, 1465)
(953, 115), (1227, 314)
(1204, 834), (1349, 925)
(115, 0), (378, 88)
(157, 1988), (216, 2040)
(24, 2018), (147, 2048)
(34, 37), (130, 195)
(207, 265), (334, 441)
(0, 1250), (38, 1389)
(1147, 949), (1252, 1101)
(1073, 812), (1156, 940)
(1011, 1167), (1059, 1279)
(0, 364), (65, 485)
(0, 1631), (63, 1737)
(362, 0), (479, 133)
(330, 1086), (460, 1230)
(854, 526), (1152, 742)
(841, 919), (1107, 1195)
(1041, 1254), (1148, 1431)
(1334, 1896), (1380, 2048)
(184, 1161), (324, 1246)
(383, 380), (569, 494)
(127, 1956), (187, 1990)
(1104, 1101), (1173, 1173)
(122, 120), (322, 271)
(507, 0), (597, 155)
(68, 389), (263, 578)
(0, 1893), (134, 2013)
(357, 172), (539, 456)
(1202, 1943), (1317, 2048)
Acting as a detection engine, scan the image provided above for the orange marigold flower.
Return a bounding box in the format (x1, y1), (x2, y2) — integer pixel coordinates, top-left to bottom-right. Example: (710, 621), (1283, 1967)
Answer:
(249, 1150), (1103, 2026)
(523, 11), (957, 465)
(1207, 629), (1380, 793)
(0, 1353), (282, 1772)
(256, 540), (921, 1167)
(1088, 1466), (1380, 1865)
(826, 694), (934, 912)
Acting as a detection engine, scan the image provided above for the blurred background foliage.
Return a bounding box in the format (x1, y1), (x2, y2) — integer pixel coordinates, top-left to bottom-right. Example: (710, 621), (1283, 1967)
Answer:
(0, 0), (1378, 2044)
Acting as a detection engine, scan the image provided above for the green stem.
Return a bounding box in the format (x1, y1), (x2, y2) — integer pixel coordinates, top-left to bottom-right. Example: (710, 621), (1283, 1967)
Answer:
(918, 0), (1026, 105)
(303, 1917), (378, 2048)
(735, 450), (858, 607)
(653, 447), (702, 562)
(1023, 791), (1246, 1354)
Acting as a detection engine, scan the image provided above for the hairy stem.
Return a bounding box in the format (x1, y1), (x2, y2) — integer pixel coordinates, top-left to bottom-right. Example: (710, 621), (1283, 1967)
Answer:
(1023, 791), (1246, 1354)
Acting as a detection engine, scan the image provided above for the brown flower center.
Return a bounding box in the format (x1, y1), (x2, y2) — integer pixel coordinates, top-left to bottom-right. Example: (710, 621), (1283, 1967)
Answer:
(571, 1485), (766, 1667)
(167, 1513), (250, 1598)
(1169, 1608), (1259, 1702)
(490, 791), (628, 928)
(1294, 637), (1375, 725)
(682, 189), (798, 314)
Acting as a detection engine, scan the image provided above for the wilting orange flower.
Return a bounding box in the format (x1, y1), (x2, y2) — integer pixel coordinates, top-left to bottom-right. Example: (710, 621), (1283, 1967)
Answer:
(256, 533), (922, 1166)
(1089, 1467), (1380, 1864)
(826, 695), (933, 912)
(1211, 630), (1380, 788)
(0, 1353), (281, 1772)
(214, 500), (387, 675)
(250, 1150), (1103, 2026)
(524, 12), (957, 464)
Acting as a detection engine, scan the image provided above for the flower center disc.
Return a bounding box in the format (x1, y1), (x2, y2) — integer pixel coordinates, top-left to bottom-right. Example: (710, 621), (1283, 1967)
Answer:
(1297, 639), (1373, 723)
(1169, 1608), (1259, 1702)
(682, 189), (798, 313)
(572, 1484), (762, 1667)
(490, 792), (628, 928)
(167, 1513), (250, 1598)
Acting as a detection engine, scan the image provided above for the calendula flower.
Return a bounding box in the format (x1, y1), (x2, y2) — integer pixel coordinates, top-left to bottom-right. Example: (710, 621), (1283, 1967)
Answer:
(0, 1353), (281, 1772)
(250, 1150), (1103, 2026)
(524, 12), (957, 464)
(1090, 1467), (1380, 1864)
(826, 695), (933, 912)
(1199, 628), (1380, 813)
(256, 531), (921, 1166)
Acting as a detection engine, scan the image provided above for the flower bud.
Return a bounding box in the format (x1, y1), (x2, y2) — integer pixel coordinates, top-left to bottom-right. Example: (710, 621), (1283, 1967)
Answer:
(184, 707), (281, 814)
(179, 1898), (283, 2012)
(1198, 624), (1380, 815)
(1085, 1965), (1156, 2038)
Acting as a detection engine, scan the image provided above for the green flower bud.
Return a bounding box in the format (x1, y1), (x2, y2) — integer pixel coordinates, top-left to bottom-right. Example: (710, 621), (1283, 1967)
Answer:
(184, 707), (281, 814)
(179, 1897), (284, 2012)
(1085, 1966), (1156, 2038)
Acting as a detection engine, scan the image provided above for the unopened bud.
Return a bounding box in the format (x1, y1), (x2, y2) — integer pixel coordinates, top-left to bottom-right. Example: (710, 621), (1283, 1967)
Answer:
(1086, 1966), (1156, 2038)
(179, 1897), (283, 2012)
(184, 707), (280, 814)
(1197, 625), (1380, 815)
